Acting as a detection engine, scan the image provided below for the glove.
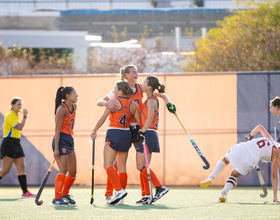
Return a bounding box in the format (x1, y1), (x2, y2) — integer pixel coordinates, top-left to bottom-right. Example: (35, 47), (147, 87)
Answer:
(137, 131), (145, 144)
(245, 133), (253, 141)
(166, 103), (176, 113)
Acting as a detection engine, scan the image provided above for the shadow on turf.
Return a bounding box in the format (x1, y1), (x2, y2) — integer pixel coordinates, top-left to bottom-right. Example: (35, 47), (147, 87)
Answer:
(0, 198), (20, 202)
(97, 204), (177, 210)
(53, 205), (78, 210)
(236, 201), (280, 206)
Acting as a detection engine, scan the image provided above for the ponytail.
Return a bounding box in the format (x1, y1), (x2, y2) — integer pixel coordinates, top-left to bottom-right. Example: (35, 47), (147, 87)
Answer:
(157, 84), (165, 93)
(119, 65), (137, 81)
(55, 87), (64, 114)
(146, 76), (165, 93)
(116, 81), (133, 96)
(54, 86), (74, 114)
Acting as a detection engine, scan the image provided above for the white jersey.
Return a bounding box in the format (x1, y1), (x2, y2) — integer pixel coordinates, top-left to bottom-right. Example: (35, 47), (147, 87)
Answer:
(247, 137), (277, 162)
(227, 137), (277, 175)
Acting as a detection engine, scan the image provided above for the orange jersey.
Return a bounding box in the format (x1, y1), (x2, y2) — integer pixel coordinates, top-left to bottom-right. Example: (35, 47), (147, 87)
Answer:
(109, 96), (134, 129)
(57, 103), (76, 135)
(130, 83), (143, 123)
(140, 95), (159, 130)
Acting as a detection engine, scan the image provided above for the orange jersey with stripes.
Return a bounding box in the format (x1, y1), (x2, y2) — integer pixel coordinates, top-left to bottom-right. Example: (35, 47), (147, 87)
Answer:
(130, 83), (143, 123)
(57, 103), (76, 135)
(109, 96), (133, 129)
(140, 95), (159, 130)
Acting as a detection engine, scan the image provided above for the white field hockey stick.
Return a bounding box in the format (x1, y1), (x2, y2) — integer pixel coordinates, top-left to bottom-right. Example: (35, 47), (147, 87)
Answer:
(255, 164), (268, 198)
(174, 113), (210, 169)
(143, 140), (153, 204)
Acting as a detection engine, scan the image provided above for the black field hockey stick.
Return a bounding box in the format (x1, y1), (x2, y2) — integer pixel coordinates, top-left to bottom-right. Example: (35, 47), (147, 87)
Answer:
(35, 158), (56, 205)
(174, 113), (210, 170)
(90, 140), (95, 204)
(143, 140), (153, 204)
(255, 164), (267, 198)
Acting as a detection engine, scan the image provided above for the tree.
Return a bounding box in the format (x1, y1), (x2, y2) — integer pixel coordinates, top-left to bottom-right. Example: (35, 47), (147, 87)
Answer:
(185, 1), (280, 72)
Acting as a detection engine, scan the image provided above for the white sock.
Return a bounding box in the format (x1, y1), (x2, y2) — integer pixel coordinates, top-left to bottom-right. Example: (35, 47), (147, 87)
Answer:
(209, 159), (227, 180)
(221, 176), (237, 195)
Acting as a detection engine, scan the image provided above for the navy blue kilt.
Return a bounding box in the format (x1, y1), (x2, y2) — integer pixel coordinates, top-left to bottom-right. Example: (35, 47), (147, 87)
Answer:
(106, 129), (132, 152)
(52, 132), (74, 156)
(136, 130), (160, 153)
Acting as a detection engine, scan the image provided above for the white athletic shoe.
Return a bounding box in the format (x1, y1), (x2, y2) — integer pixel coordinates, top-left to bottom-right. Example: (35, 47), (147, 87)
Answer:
(218, 193), (227, 203)
(116, 199), (124, 205)
(200, 177), (213, 188)
(109, 189), (127, 205)
(105, 194), (112, 204)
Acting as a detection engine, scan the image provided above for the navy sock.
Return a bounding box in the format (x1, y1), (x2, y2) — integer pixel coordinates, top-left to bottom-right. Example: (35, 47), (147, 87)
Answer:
(18, 175), (27, 193)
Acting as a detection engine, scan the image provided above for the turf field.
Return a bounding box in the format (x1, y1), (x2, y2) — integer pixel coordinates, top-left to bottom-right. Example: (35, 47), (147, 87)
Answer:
(1, 186), (280, 220)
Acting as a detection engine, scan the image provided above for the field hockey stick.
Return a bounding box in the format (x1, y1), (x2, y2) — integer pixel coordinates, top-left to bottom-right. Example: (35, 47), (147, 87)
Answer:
(35, 158), (56, 205)
(245, 136), (267, 198)
(174, 113), (210, 170)
(143, 140), (153, 204)
(256, 164), (267, 198)
(90, 140), (95, 204)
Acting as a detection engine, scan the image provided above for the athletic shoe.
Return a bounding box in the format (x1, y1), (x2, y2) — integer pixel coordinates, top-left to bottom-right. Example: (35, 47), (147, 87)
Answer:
(21, 190), (36, 198)
(136, 195), (150, 204)
(218, 193), (227, 203)
(52, 197), (69, 205)
(116, 199), (124, 205)
(152, 186), (169, 202)
(136, 196), (150, 204)
(62, 194), (76, 205)
(109, 189), (127, 205)
(200, 177), (213, 189)
(141, 196), (153, 204)
(105, 194), (112, 204)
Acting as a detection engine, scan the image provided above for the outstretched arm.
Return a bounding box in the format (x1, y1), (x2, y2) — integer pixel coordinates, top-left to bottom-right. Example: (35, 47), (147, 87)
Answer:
(245, 124), (273, 141)
(158, 93), (176, 114)
(97, 89), (119, 112)
(90, 107), (111, 140)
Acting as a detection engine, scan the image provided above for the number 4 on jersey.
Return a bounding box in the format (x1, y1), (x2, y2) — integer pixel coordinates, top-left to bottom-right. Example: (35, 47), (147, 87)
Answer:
(119, 114), (127, 127)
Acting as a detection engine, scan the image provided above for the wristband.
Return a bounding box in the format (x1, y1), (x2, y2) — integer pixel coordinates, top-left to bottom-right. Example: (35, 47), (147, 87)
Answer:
(24, 115), (27, 119)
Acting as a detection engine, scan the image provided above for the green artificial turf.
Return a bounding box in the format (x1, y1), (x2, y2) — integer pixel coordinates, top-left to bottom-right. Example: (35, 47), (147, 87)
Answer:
(1, 186), (280, 220)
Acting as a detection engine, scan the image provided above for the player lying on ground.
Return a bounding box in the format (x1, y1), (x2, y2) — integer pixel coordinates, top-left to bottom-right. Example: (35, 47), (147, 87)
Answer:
(200, 124), (279, 203)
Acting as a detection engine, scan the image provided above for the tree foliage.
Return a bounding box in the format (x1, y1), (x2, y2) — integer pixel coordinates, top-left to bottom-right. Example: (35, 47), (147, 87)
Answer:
(185, 0), (280, 72)
(0, 46), (74, 75)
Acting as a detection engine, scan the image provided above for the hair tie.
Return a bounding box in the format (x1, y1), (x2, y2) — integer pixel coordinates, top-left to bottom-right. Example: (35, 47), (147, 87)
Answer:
(157, 85), (161, 90)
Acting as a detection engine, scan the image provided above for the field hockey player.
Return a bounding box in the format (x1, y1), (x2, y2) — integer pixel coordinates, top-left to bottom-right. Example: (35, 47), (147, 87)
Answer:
(91, 81), (141, 205)
(97, 65), (176, 203)
(200, 124), (280, 203)
(52, 86), (78, 205)
(136, 76), (171, 204)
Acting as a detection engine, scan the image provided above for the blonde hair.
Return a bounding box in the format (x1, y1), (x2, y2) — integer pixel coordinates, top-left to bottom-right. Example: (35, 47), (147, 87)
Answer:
(120, 65), (137, 81)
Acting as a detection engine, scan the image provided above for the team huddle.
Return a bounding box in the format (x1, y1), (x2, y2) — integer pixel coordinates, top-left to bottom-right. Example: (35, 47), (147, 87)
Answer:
(1, 65), (280, 205)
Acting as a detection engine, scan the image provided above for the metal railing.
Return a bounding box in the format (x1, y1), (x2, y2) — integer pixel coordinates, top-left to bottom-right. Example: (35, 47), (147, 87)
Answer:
(0, 0), (264, 12)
